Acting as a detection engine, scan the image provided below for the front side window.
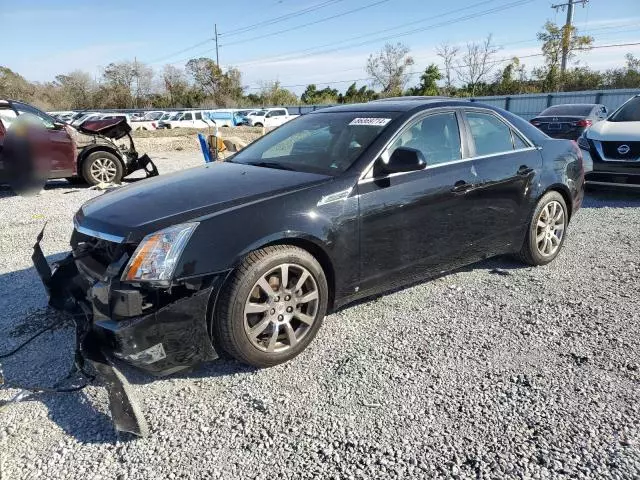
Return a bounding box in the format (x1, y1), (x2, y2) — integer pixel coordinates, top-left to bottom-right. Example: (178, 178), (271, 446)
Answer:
(13, 102), (56, 129)
(609, 97), (640, 122)
(0, 108), (18, 128)
(466, 112), (515, 156)
(195, 112), (202, 120)
(388, 112), (461, 166)
(231, 112), (399, 175)
(182, 112), (193, 121)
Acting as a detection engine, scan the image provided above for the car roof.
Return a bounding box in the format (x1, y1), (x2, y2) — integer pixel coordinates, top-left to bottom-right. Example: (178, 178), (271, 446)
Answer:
(313, 98), (477, 114)
(542, 103), (600, 108)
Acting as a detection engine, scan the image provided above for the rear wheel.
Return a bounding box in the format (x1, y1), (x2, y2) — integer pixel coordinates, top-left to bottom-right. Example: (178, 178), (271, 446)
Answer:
(254, 122), (263, 128)
(518, 191), (568, 266)
(81, 151), (123, 185)
(214, 245), (328, 367)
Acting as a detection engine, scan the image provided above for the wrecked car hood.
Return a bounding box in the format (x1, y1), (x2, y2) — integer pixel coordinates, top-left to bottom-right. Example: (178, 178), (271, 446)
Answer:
(76, 161), (331, 242)
(78, 118), (131, 140)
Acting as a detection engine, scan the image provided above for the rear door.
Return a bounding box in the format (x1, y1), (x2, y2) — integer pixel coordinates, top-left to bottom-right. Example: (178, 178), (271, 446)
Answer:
(194, 111), (207, 128)
(461, 109), (542, 255)
(181, 112), (194, 127)
(271, 109), (288, 126)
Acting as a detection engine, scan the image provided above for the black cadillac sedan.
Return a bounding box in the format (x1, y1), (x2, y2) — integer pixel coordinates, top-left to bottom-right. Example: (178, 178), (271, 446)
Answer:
(34, 99), (584, 375)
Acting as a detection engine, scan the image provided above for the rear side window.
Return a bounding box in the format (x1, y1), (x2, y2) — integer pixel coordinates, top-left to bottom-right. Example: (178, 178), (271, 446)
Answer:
(540, 105), (593, 116)
(466, 112), (514, 156)
(512, 133), (528, 149)
(195, 112), (202, 120)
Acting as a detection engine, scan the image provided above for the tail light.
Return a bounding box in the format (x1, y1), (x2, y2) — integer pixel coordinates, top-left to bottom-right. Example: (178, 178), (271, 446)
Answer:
(530, 120), (541, 126)
(574, 119), (592, 127)
(152, 122), (156, 128)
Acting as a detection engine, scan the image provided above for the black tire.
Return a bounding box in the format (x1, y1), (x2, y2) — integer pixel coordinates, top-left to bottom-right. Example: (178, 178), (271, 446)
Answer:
(254, 123), (263, 128)
(81, 151), (124, 186)
(214, 245), (328, 368)
(517, 191), (568, 266)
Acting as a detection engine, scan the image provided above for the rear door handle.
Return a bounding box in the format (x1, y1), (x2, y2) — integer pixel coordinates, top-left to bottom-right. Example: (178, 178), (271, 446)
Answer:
(517, 165), (534, 176)
(451, 180), (472, 194)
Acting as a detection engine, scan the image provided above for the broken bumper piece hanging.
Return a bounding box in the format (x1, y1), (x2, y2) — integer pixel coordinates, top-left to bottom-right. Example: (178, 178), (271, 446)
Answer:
(30, 225), (221, 436)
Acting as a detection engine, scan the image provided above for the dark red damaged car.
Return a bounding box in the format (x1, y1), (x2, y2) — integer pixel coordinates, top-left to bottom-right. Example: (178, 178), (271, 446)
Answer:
(0, 99), (157, 186)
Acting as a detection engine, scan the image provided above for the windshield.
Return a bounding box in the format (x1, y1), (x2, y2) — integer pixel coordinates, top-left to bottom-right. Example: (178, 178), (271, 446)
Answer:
(144, 112), (164, 120)
(540, 105), (593, 116)
(609, 97), (640, 122)
(230, 111), (399, 175)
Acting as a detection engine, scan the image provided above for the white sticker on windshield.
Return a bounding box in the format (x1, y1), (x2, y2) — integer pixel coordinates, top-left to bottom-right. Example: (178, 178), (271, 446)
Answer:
(349, 117), (392, 126)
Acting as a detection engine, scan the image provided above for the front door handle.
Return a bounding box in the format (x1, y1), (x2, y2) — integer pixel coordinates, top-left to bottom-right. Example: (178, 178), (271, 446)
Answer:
(451, 180), (472, 194)
(517, 165), (534, 176)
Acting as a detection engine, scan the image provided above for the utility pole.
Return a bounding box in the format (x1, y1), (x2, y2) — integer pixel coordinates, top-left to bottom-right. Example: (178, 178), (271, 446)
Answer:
(552, 0), (589, 76)
(134, 56), (139, 109)
(214, 23), (220, 66)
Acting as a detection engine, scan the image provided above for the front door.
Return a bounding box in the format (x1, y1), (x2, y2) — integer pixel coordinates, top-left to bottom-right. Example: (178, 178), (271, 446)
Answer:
(12, 101), (75, 177)
(357, 110), (487, 293)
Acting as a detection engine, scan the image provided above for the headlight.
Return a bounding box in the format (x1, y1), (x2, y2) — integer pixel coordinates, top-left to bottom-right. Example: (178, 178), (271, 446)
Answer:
(577, 135), (590, 151)
(121, 223), (198, 284)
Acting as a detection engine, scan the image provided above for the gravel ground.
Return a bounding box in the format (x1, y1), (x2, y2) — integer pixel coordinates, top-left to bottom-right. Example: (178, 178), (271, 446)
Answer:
(0, 157), (639, 479)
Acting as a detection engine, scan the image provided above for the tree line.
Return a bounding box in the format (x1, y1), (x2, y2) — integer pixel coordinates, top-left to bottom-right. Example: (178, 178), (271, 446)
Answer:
(1, 21), (638, 111)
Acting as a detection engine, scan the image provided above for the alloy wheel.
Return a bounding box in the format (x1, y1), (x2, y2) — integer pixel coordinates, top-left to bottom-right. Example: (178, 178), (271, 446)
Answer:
(243, 263), (319, 353)
(535, 200), (565, 257)
(90, 157), (118, 183)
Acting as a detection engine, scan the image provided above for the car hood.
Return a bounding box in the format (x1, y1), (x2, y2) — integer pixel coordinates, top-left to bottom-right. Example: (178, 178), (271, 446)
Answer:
(76, 161), (332, 243)
(587, 120), (640, 141)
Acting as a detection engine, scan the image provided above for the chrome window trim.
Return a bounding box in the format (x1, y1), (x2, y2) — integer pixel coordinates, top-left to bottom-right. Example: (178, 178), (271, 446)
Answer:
(358, 147), (538, 184)
(74, 221), (125, 244)
(358, 106), (535, 183)
(593, 140), (640, 162)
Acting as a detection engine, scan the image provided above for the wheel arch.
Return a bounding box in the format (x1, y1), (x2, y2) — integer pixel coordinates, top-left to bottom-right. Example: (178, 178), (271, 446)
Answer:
(261, 237), (336, 311)
(540, 183), (573, 221)
(204, 233), (337, 352)
(77, 144), (124, 171)
(209, 232), (337, 321)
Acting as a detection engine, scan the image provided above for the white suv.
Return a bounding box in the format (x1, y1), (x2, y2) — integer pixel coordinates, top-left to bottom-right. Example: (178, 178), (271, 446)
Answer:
(578, 94), (640, 187)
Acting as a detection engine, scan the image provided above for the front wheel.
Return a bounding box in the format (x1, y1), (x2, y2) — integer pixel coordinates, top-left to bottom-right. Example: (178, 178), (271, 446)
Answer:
(518, 191), (568, 266)
(213, 246), (328, 367)
(81, 151), (124, 185)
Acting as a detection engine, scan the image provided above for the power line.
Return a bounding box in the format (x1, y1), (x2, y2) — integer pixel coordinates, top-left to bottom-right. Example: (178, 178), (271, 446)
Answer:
(243, 41), (640, 90)
(220, 0), (344, 37)
(234, 0), (533, 68)
(251, 27), (640, 85)
(148, 38), (214, 64)
(163, 0), (508, 67)
(220, 0), (392, 47)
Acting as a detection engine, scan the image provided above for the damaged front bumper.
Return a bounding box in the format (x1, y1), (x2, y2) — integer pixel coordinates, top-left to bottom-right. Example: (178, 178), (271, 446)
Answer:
(126, 153), (159, 179)
(31, 226), (220, 377)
